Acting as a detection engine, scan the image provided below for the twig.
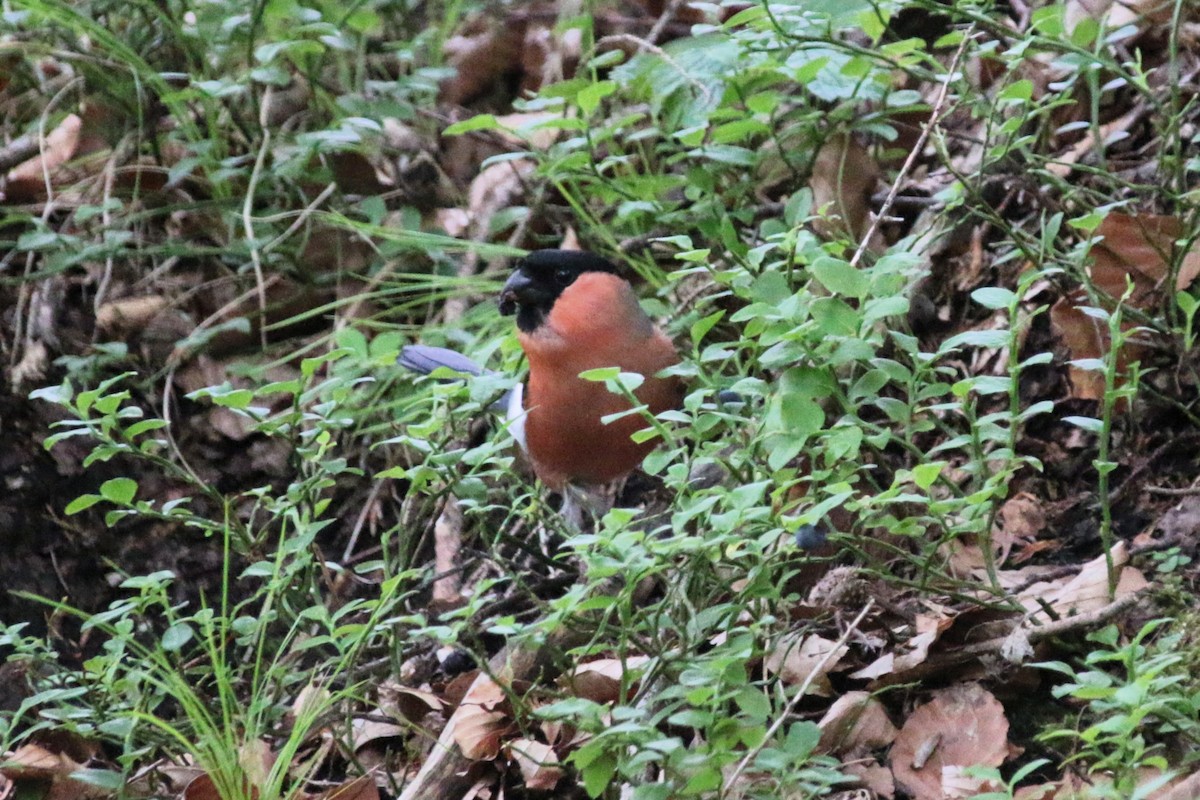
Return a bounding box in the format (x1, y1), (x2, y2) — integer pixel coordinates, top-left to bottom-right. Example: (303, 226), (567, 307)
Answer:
(871, 591), (1142, 688)
(1146, 484), (1200, 496)
(647, 0), (687, 44)
(261, 181), (338, 255)
(850, 26), (975, 268)
(722, 601), (874, 793)
(243, 86), (274, 350)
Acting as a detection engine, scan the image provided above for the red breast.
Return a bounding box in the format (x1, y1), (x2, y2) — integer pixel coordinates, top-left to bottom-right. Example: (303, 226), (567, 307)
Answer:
(517, 272), (682, 489)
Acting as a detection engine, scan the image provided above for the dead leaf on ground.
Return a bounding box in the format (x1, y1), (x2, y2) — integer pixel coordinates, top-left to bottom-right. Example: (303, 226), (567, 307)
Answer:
(1050, 288), (1143, 401)
(1089, 213), (1200, 305)
(842, 759), (896, 799)
(764, 634), (848, 696)
(440, 20), (523, 106)
(5, 114), (82, 202)
(809, 134), (882, 249)
(1052, 212), (1200, 400)
(817, 691), (899, 753)
(566, 656), (651, 705)
(451, 674), (512, 761)
(377, 680), (445, 725)
(942, 765), (1005, 798)
(1018, 541), (1147, 623)
(851, 612), (951, 681)
(506, 738), (563, 791)
(1065, 0), (1177, 37)
(466, 158), (536, 240)
(890, 683), (1011, 800)
(317, 774), (381, 800)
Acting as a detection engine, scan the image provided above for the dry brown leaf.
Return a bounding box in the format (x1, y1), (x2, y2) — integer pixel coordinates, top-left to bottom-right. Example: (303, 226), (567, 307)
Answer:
(466, 158), (536, 239)
(567, 656), (651, 705)
(451, 675), (511, 761)
(4, 114), (82, 200)
(453, 707), (507, 761)
(506, 738), (563, 791)
(1049, 289), (1143, 401)
(182, 773), (224, 800)
(327, 150), (393, 195)
(1065, 0), (1176, 35)
(377, 681), (445, 725)
(994, 492), (1046, 566)
(440, 22), (523, 106)
(350, 718), (407, 752)
(519, 25), (580, 97)
(432, 500), (465, 608)
(763, 634), (848, 695)
(809, 134), (881, 247)
(96, 296), (170, 338)
(1150, 768), (1200, 799)
(817, 691), (898, 753)
(1018, 541), (1147, 623)
(318, 775), (380, 800)
(842, 759), (896, 799)
(943, 764), (1005, 798)
(1052, 212), (1200, 400)
(1090, 213), (1193, 305)
(1051, 106), (1143, 180)
(850, 616), (946, 681)
(890, 683), (1011, 800)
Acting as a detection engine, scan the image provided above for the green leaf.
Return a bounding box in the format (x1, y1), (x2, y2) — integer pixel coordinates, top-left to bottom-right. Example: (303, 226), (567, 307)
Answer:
(972, 287), (1016, 309)
(577, 80), (616, 116)
(99, 477), (138, 505)
(161, 622), (194, 652)
(810, 257), (868, 298)
(912, 462), (945, 490)
(1063, 416), (1103, 433)
(581, 752), (617, 798)
(579, 367), (621, 382)
(65, 494), (102, 515)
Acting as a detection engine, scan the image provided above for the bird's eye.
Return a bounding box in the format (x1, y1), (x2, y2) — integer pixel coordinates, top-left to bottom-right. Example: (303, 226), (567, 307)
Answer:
(554, 268), (574, 286)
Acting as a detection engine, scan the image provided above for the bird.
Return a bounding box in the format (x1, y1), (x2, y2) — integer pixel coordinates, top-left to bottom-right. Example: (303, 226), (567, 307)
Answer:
(400, 249), (683, 515)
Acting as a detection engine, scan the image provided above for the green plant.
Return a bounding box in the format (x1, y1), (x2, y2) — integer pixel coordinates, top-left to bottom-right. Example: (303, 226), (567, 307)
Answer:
(9, 348), (418, 796)
(1036, 619), (1200, 798)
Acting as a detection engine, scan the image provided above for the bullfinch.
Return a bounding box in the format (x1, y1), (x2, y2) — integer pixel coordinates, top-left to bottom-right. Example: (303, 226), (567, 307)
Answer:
(400, 249), (683, 499)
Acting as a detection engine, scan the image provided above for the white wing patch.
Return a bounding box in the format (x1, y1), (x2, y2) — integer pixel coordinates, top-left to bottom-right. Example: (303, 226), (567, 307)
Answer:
(505, 382), (528, 453)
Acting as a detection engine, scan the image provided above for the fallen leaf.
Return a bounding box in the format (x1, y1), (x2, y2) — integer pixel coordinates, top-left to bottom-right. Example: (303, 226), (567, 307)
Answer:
(318, 775), (381, 800)
(843, 759), (896, 798)
(890, 683), (1011, 800)
(1018, 541), (1147, 623)
(817, 691), (899, 753)
(567, 656), (651, 704)
(506, 738), (563, 791)
(943, 764), (1005, 798)
(764, 634), (848, 696)
(440, 21), (523, 106)
(451, 674), (512, 761)
(1050, 288), (1145, 401)
(809, 134), (881, 248)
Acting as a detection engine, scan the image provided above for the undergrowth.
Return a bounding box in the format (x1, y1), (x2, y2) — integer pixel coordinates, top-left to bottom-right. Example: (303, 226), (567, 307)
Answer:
(2, 0), (1200, 798)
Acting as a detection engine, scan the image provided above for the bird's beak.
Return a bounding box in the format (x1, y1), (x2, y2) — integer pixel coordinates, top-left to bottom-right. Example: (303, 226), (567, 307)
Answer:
(499, 269), (538, 316)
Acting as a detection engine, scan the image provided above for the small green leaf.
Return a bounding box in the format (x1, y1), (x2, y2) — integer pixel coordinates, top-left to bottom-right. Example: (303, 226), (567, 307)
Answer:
(912, 462), (945, 490)
(972, 287), (1017, 309)
(65, 494), (102, 515)
(161, 622), (194, 652)
(99, 477), (138, 505)
(579, 367), (620, 381)
(810, 257), (868, 298)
